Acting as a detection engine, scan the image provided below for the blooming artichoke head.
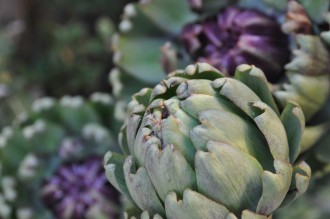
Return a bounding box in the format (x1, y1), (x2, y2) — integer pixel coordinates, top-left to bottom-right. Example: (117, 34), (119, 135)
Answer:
(105, 63), (311, 219)
(0, 94), (122, 219)
(41, 157), (118, 219)
(180, 7), (290, 82)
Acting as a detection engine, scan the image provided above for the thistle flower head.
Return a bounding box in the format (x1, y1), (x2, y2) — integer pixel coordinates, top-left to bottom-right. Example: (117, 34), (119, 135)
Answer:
(180, 7), (290, 82)
(41, 157), (119, 219)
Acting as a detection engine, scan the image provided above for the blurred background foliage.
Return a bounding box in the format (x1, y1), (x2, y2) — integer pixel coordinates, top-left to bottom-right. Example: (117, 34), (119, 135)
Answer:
(0, 0), (132, 127)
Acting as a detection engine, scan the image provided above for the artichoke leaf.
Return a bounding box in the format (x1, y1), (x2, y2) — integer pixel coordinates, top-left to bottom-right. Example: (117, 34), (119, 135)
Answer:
(138, 0), (196, 34)
(251, 101), (289, 162)
(161, 114), (196, 165)
(193, 109), (273, 168)
(123, 156), (165, 216)
(104, 151), (131, 200)
(212, 78), (262, 118)
(144, 143), (197, 202)
(256, 160), (292, 215)
(280, 161), (311, 206)
(113, 36), (166, 84)
(165, 189), (237, 219)
(280, 102), (305, 162)
(234, 64), (279, 115)
(195, 141), (264, 215)
(180, 94), (237, 120)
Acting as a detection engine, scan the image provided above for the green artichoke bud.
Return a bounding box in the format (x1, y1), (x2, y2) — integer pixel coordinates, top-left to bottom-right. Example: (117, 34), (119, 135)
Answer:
(105, 63), (311, 219)
(0, 94), (122, 219)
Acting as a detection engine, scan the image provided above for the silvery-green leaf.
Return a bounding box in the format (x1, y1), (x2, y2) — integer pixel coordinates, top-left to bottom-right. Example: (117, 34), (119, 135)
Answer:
(212, 78), (261, 118)
(256, 160), (292, 215)
(280, 161), (311, 206)
(144, 143), (197, 202)
(165, 189), (237, 219)
(123, 156), (165, 216)
(235, 64), (279, 115)
(113, 36), (166, 83)
(192, 109), (273, 169)
(104, 151), (131, 199)
(250, 101), (289, 162)
(138, 0), (196, 34)
(195, 141), (263, 214)
(280, 102), (305, 162)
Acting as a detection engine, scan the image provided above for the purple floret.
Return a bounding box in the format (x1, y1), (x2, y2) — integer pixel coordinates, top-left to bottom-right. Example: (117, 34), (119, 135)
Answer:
(41, 157), (119, 219)
(180, 7), (290, 82)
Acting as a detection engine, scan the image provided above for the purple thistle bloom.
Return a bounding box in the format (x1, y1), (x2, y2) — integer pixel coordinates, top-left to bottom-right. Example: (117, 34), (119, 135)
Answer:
(41, 157), (120, 219)
(180, 7), (290, 82)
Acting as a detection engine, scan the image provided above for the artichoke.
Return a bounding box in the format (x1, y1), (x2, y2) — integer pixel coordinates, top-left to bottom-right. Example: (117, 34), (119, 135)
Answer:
(0, 94), (121, 219)
(105, 63), (311, 219)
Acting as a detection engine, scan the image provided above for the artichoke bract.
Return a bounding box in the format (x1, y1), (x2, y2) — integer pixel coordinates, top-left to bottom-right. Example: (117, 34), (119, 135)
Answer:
(0, 94), (121, 219)
(104, 63), (311, 219)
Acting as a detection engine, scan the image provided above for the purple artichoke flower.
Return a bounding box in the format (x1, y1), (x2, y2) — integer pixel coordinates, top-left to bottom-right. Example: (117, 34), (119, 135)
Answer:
(180, 7), (290, 82)
(41, 157), (120, 219)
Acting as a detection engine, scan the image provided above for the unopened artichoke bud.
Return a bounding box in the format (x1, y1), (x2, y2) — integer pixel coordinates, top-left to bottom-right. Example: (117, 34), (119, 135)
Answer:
(104, 63), (311, 219)
(0, 94), (121, 219)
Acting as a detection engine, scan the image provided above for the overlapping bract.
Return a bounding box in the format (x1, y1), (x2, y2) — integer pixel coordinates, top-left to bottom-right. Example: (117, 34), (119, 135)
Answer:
(0, 94), (121, 219)
(105, 63), (311, 219)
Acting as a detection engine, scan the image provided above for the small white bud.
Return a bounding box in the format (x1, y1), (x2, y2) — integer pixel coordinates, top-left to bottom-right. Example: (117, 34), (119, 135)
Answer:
(2, 127), (13, 138)
(114, 100), (127, 121)
(18, 154), (39, 178)
(119, 19), (132, 32)
(34, 120), (46, 133)
(1, 177), (16, 201)
(124, 4), (136, 17)
(22, 126), (35, 139)
(32, 97), (55, 112)
(17, 208), (33, 219)
(0, 196), (11, 218)
(90, 92), (112, 105)
(82, 123), (109, 142)
(60, 96), (84, 108)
